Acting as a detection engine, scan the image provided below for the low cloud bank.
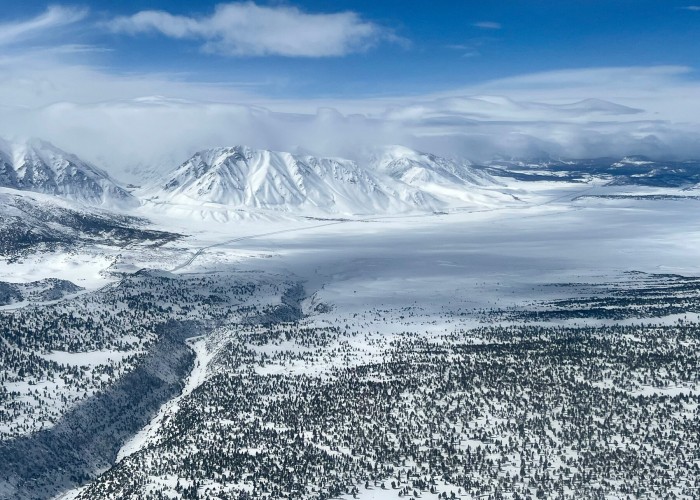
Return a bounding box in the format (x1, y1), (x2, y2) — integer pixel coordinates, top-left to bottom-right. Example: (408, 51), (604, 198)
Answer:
(1, 63), (699, 182)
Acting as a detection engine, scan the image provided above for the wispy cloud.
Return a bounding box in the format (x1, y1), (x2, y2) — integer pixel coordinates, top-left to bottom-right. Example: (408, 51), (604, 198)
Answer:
(108, 2), (397, 57)
(0, 5), (88, 47)
(445, 37), (495, 58)
(473, 21), (502, 30)
(446, 44), (481, 58)
(683, 5), (700, 11)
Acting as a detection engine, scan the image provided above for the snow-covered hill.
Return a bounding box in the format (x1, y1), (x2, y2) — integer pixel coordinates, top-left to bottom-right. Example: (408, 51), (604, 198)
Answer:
(146, 145), (510, 216)
(0, 138), (136, 207)
(369, 145), (507, 206)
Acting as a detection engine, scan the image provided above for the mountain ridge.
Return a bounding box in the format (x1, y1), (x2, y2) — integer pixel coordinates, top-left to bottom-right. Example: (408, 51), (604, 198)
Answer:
(0, 138), (136, 207)
(146, 144), (509, 215)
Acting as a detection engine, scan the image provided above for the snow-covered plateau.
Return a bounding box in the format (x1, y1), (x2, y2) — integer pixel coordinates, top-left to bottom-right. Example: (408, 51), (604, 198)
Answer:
(0, 139), (698, 499)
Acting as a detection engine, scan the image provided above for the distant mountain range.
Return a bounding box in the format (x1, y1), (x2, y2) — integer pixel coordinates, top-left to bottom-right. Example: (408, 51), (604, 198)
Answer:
(1, 137), (698, 217)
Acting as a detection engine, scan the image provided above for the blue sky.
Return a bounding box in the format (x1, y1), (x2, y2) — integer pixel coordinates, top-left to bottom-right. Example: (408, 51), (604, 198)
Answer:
(3, 1), (700, 98)
(1, 1), (700, 173)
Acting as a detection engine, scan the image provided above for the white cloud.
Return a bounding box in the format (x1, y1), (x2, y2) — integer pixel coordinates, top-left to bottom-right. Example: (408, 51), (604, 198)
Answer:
(683, 6), (700, 11)
(473, 21), (501, 30)
(2, 50), (700, 181)
(109, 2), (392, 57)
(0, 5), (88, 47)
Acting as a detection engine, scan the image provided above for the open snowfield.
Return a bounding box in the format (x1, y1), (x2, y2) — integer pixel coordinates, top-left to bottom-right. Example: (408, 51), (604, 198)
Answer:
(0, 251), (115, 291)
(152, 189), (700, 313)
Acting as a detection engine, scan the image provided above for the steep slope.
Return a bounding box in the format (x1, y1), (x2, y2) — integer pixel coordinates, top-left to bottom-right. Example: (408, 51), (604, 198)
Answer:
(148, 145), (511, 216)
(0, 138), (17, 188)
(0, 189), (178, 258)
(0, 138), (136, 207)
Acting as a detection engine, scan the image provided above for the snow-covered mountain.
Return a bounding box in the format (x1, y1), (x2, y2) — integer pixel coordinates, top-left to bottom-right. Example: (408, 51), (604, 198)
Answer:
(147, 145), (509, 215)
(149, 146), (398, 214)
(370, 145), (490, 186)
(0, 138), (136, 207)
(369, 145), (506, 205)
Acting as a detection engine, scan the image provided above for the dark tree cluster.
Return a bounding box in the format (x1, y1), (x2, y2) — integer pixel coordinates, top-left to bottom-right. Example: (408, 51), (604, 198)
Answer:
(492, 272), (700, 322)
